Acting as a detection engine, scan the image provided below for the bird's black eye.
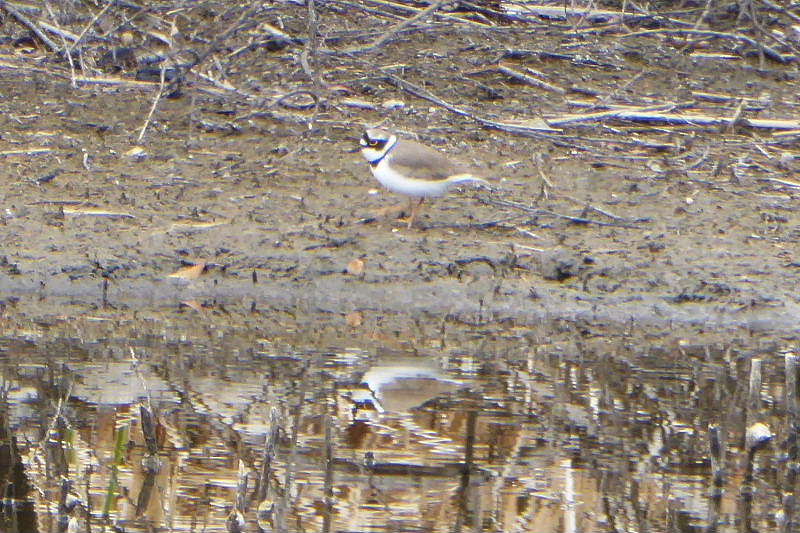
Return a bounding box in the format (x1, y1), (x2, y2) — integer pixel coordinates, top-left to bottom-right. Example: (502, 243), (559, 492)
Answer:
(361, 134), (386, 149)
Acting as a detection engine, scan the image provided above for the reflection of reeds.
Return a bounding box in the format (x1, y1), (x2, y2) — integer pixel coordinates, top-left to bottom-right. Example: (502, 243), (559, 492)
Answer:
(103, 418), (129, 518)
(454, 409), (477, 532)
(707, 423), (724, 527)
(741, 357), (774, 532)
(256, 408), (281, 531)
(783, 353), (798, 533)
(278, 360), (310, 532)
(0, 384), (36, 532)
(322, 412), (335, 533)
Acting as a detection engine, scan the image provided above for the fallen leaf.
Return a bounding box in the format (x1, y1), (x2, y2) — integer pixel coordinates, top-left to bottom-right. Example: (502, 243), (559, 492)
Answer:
(124, 146), (147, 160)
(346, 258), (365, 276)
(168, 263), (207, 280)
(180, 300), (207, 316)
(345, 311), (363, 327)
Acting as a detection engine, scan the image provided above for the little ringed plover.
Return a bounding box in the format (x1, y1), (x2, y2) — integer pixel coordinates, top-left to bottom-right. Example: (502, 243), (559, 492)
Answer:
(360, 128), (489, 228)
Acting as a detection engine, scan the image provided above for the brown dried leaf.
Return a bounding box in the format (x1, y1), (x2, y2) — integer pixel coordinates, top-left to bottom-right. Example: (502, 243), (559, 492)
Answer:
(168, 263), (207, 280)
(345, 311), (364, 327)
(346, 258), (365, 276)
(180, 300), (205, 314)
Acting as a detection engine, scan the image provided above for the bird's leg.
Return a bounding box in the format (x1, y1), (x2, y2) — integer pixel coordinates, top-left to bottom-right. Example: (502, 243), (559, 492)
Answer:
(406, 198), (425, 229)
(372, 198), (424, 228)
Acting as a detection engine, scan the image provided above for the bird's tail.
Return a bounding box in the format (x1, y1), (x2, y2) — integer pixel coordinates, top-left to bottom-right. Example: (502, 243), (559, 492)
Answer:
(447, 174), (494, 191)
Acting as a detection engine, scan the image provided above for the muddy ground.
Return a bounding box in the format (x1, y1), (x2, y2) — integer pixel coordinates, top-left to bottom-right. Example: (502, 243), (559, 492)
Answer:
(2, 2), (800, 532)
(1, 1), (799, 342)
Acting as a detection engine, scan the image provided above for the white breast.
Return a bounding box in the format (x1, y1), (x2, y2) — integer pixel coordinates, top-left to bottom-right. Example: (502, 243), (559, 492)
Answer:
(370, 158), (452, 198)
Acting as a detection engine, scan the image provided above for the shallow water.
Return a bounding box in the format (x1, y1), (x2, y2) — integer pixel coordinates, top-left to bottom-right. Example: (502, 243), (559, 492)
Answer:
(1, 0), (800, 531)
(0, 306), (791, 532)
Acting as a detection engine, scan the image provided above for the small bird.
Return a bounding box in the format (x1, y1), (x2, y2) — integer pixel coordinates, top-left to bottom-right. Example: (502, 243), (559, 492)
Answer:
(359, 128), (489, 228)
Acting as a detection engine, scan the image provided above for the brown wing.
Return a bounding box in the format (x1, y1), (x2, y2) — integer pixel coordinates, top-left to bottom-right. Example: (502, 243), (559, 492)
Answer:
(387, 139), (469, 181)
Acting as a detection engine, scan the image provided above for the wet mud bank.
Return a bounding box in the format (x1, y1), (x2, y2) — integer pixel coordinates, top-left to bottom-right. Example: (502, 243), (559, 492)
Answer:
(2, 2), (800, 530)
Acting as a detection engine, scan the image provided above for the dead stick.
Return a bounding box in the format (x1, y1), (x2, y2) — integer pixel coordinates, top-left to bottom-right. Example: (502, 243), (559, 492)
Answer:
(359, 0), (491, 28)
(455, 409), (478, 531)
(742, 358), (766, 506)
(582, 204), (636, 222)
(68, 0), (115, 52)
(37, 20), (80, 42)
(359, 0), (450, 53)
(758, 177), (800, 188)
(43, 0), (77, 87)
(377, 68), (557, 136)
(301, 0), (325, 90)
(549, 108), (800, 130)
(256, 408), (281, 502)
(760, 0), (800, 24)
(0, 148), (53, 156)
(321, 410), (335, 533)
(621, 28), (790, 63)
(0, 0), (61, 54)
(746, 357), (762, 430)
(278, 361), (309, 531)
(784, 352), (799, 533)
(588, 70), (645, 112)
(137, 65), (167, 143)
(496, 64), (566, 94)
(706, 423), (724, 531)
(180, 3), (264, 78)
(709, 423), (724, 498)
(474, 194), (647, 228)
(726, 98), (746, 134)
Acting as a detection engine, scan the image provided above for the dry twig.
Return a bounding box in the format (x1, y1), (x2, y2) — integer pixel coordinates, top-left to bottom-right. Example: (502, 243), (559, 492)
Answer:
(377, 67), (558, 136)
(547, 105), (800, 131)
(349, 0), (452, 53)
(359, 0), (493, 29)
(43, 0), (77, 87)
(495, 63), (566, 95)
(137, 65), (168, 143)
(621, 28), (792, 64)
(301, 0), (325, 90)
(474, 194), (648, 228)
(0, 1), (61, 53)
(67, 0), (116, 52)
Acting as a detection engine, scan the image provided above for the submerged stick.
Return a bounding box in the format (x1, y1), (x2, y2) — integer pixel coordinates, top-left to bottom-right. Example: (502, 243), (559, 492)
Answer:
(707, 423), (724, 531)
(257, 408), (281, 501)
(783, 352), (799, 532)
(709, 424), (724, 499)
(455, 409), (478, 532)
(277, 361), (310, 531)
(747, 358), (763, 430)
(255, 409), (281, 531)
(322, 411), (335, 533)
(742, 357), (773, 523)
